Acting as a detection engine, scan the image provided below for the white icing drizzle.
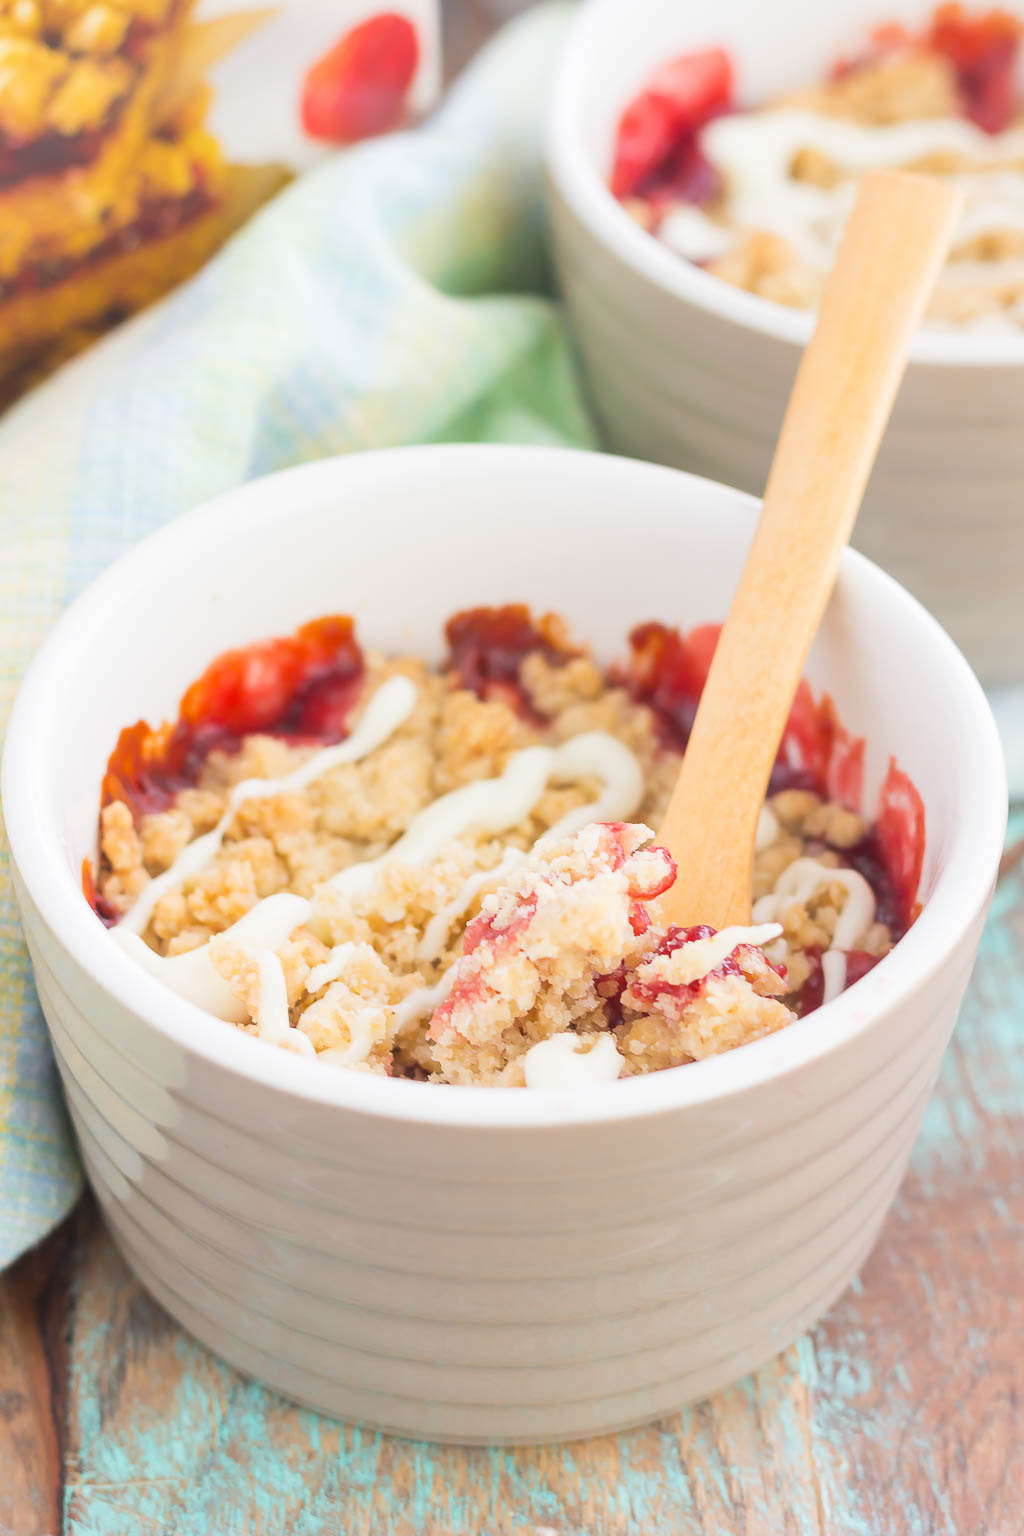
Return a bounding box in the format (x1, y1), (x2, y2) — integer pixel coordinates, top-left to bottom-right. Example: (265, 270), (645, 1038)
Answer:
(752, 856), (876, 1004)
(223, 891), (316, 950)
(305, 941), (369, 996)
(254, 948), (318, 1055)
(658, 203), (737, 261)
(755, 805), (780, 853)
(315, 1009), (377, 1067)
(113, 888), (313, 1024)
(665, 923), (784, 986)
(120, 674), (417, 937)
(820, 949), (849, 1006)
(392, 969), (456, 1031)
(539, 733), (646, 841)
(939, 253), (1024, 288)
(256, 949), (291, 1043)
(697, 108), (1024, 288)
(523, 1032), (624, 1090)
(320, 731), (644, 906)
(112, 927), (250, 1022)
(416, 849), (524, 963)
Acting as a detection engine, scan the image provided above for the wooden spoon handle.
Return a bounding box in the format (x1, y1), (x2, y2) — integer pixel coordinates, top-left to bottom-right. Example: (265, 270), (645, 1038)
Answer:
(657, 169), (961, 930)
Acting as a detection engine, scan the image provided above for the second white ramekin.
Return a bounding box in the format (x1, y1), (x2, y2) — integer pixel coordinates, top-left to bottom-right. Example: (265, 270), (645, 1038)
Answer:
(545, 0), (1024, 683)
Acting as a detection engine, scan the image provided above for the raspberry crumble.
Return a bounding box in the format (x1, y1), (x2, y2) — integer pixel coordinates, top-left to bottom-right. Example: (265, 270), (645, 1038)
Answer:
(89, 607), (924, 1087)
(613, 5), (1024, 329)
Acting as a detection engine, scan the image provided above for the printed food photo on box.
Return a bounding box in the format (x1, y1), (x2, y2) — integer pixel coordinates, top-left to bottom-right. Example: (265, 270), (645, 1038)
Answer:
(0, 0), (440, 404)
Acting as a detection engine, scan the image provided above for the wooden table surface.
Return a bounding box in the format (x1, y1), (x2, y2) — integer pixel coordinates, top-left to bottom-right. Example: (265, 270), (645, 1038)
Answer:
(2, 6), (1023, 1532)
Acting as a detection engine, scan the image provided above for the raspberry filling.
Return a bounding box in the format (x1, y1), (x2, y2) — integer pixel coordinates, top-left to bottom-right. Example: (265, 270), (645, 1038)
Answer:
(929, 3), (1022, 132)
(795, 947), (882, 1016)
(621, 622), (869, 804)
(0, 116), (123, 189)
(626, 923), (788, 1019)
(610, 47), (733, 202)
(99, 615), (364, 826)
(444, 604), (576, 721)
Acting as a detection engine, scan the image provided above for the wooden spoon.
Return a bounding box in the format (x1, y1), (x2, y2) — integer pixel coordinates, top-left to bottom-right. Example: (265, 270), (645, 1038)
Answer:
(657, 169), (961, 931)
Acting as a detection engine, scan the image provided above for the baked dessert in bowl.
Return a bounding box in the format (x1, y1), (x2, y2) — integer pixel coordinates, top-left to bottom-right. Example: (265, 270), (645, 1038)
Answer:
(545, 0), (1024, 683)
(3, 445), (1006, 1441)
(87, 604), (922, 1086)
(612, 6), (1024, 328)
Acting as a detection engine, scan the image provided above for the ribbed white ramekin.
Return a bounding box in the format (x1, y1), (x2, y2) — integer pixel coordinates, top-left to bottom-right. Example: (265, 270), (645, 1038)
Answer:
(3, 446), (1006, 1442)
(545, 0), (1024, 684)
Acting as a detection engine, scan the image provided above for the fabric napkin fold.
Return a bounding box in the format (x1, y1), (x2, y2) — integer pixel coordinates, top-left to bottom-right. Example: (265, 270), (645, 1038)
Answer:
(0, 2), (588, 1268)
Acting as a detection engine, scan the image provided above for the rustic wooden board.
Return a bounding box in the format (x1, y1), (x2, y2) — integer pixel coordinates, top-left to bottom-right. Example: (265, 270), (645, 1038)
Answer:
(3, 811), (1021, 1536)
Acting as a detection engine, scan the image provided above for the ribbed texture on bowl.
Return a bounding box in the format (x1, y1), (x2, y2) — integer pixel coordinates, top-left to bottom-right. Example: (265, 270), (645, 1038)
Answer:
(21, 886), (982, 1442)
(547, 185), (1024, 685)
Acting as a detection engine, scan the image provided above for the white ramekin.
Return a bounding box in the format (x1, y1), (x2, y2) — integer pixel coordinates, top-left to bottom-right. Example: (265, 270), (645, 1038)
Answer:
(545, 0), (1024, 684)
(2, 445), (1007, 1443)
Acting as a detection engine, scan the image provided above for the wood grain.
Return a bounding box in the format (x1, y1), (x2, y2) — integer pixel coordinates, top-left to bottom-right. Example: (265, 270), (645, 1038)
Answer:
(0, 1216), (74, 1536)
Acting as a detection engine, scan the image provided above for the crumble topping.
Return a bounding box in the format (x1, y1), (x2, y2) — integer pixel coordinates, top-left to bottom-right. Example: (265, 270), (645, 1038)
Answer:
(92, 610), (915, 1086)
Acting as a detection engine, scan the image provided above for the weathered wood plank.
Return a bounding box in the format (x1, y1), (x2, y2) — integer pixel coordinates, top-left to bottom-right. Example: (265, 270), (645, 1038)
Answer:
(0, 1215), (75, 1536)
(63, 1223), (826, 1536)
(805, 817), (1024, 1536)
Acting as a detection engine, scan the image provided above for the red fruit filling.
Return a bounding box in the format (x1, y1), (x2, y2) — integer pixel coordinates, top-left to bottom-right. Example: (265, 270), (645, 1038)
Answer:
(0, 181), (215, 306)
(444, 605), (576, 720)
(874, 759), (927, 926)
(0, 11), (167, 187)
(621, 621), (721, 747)
(836, 5), (1022, 132)
(99, 615), (364, 826)
(622, 623), (858, 799)
(428, 894), (538, 1039)
(461, 893), (539, 960)
(626, 924), (787, 1019)
(300, 12), (419, 144)
(795, 946), (882, 1016)
(929, 3), (1022, 131)
(611, 47), (733, 202)
(81, 857), (119, 928)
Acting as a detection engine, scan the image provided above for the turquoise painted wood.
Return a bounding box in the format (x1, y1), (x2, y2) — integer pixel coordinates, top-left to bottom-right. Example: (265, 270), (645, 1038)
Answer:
(2, 811), (1020, 1536)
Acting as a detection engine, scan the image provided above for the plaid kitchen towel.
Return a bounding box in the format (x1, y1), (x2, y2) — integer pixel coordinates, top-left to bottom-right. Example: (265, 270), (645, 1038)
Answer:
(0, 2), (590, 1267)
